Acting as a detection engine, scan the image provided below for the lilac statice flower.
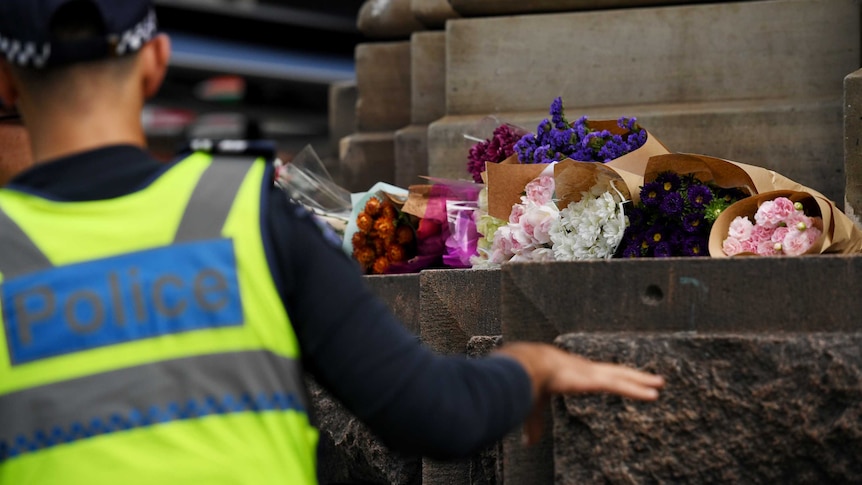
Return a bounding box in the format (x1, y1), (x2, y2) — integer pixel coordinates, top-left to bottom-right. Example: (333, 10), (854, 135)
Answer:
(515, 97), (648, 164)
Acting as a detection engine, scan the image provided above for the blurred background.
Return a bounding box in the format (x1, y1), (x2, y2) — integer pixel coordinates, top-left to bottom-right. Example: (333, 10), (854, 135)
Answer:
(146, 0), (364, 163)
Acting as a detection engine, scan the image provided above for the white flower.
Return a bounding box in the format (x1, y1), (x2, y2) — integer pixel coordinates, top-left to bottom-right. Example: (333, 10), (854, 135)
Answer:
(549, 190), (627, 261)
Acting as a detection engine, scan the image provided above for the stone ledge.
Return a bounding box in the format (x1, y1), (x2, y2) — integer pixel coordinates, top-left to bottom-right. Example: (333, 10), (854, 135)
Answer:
(448, 0), (738, 17)
(553, 332), (862, 484)
(445, 0), (858, 115)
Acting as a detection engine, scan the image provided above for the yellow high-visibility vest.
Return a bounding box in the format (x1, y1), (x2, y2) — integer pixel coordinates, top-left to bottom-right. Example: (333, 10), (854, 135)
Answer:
(0, 152), (318, 484)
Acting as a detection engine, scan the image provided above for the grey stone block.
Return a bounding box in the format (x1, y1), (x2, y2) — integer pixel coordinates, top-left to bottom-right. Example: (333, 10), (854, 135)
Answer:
(499, 255), (862, 485)
(411, 31), (447, 125)
(329, 80), (358, 149)
(553, 333), (862, 484)
(501, 256), (862, 341)
(394, 124), (429, 188)
(363, 273), (422, 335)
(356, 42), (412, 132)
(445, 0), (859, 115)
(428, 98), (846, 205)
(845, 69), (862, 223)
(411, 0), (460, 29)
(338, 131), (396, 193)
(358, 0), (427, 39)
(313, 273), (421, 484)
(310, 378), (422, 485)
(419, 269), (504, 485)
(419, 268), (502, 354)
(448, 0), (739, 17)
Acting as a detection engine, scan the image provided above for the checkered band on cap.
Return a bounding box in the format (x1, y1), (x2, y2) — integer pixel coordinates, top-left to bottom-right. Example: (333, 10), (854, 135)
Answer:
(0, 8), (158, 68)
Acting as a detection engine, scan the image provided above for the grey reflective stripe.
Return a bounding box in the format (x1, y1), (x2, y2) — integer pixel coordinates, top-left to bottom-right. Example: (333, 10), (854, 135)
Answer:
(174, 155), (257, 243)
(0, 350), (307, 458)
(0, 206), (52, 279)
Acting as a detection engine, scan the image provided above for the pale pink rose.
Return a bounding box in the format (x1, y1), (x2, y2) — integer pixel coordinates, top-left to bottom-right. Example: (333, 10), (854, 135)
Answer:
(755, 198), (795, 228)
(728, 216), (754, 241)
(492, 226), (518, 256)
(782, 230), (813, 256)
(756, 239), (780, 256)
(741, 239), (759, 254)
(524, 175), (555, 205)
(488, 248), (510, 264)
(510, 224), (534, 250)
(528, 247), (557, 262)
(722, 237), (744, 256)
(749, 225), (773, 245)
(520, 203), (559, 245)
(508, 203), (526, 225)
(770, 226), (790, 243)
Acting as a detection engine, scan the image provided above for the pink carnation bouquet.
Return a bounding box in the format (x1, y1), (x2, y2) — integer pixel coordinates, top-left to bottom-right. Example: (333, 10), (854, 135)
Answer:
(722, 196), (822, 256)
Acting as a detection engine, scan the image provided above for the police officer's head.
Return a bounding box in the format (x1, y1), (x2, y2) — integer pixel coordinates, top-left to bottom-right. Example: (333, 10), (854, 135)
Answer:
(0, 0), (170, 122)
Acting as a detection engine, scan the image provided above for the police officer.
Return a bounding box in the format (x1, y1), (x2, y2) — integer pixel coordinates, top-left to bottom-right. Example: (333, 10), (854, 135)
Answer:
(0, 1), (664, 483)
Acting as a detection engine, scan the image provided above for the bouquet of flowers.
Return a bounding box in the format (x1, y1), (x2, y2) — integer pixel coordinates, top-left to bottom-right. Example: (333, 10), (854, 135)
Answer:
(349, 192), (417, 274)
(719, 193), (822, 256)
(616, 170), (749, 258)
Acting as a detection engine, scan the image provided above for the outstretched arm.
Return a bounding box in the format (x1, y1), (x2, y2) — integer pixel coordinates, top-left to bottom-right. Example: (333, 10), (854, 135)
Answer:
(494, 342), (665, 445)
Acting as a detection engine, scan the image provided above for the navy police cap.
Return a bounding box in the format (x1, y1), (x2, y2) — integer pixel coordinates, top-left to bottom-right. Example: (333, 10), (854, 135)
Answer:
(0, 0), (157, 69)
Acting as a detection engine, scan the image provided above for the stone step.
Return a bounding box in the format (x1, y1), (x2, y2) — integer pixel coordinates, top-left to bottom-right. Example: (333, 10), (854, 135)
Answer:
(499, 255), (862, 484)
(448, 0), (741, 17)
(410, 0), (460, 29)
(394, 124), (429, 188)
(356, 41), (412, 132)
(427, 96), (845, 206)
(339, 131), (396, 193)
(844, 69), (862, 222)
(411, 31), (446, 126)
(444, 0), (858, 115)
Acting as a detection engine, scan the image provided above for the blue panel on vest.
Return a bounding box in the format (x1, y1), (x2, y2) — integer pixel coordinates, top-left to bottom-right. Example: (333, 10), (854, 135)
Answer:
(2, 239), (244, 365)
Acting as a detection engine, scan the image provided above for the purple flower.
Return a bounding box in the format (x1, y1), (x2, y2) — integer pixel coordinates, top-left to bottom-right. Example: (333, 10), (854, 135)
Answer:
(686, 184), (713, 208)
(659, 191), (684, 216)
(640, 181), (664, 207)
(653, 241), (674, 258)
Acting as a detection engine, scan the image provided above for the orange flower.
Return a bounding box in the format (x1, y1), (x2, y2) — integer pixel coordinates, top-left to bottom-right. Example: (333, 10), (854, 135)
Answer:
(386, 243), (406, 262)
(373, 237), (387, 255)
(356, 212), (373, 233)
(372, 256), (390, 274)
(364, 197), (382, 217)
(351, 231), (367, 249)
(374, 217), (396, 241)
(353, 246), (376, 270)
(395, 225), (414, 245)
(381, 201), (397, 220)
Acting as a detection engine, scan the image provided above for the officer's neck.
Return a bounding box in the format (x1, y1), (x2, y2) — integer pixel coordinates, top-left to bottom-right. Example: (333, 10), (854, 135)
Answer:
(25, 98), (147, 165)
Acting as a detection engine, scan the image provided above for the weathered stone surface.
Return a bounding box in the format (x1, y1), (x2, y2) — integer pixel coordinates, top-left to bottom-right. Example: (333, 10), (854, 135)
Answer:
(338, 131), (396, 193)
(845, 69), (862, 224)
(329, 80), (358, 149)
(313, 273), (422, 484)
(394, 124), (429, 188)
(411, 0), (460, 29)
(363, 273), (422, 336)
(419, 268), (501, 354)
(310, 378), (422, 485)
(553, 333), (862, 484)
(445, 0), (858, 115)
(448, 0), (734, 16)
(358, 0), (427, 39)
(419, 269), (504, 485)
(355, 41), (412, 132)
(411, 31), (447, 125)
(428, 98), (846, 206)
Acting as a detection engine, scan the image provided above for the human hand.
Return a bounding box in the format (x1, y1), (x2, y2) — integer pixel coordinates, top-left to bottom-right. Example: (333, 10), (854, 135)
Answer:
(494, 342), (665, 445)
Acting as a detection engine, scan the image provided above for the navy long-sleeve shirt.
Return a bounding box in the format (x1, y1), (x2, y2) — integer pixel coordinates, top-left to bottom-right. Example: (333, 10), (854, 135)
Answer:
(6, 145), (533, 459)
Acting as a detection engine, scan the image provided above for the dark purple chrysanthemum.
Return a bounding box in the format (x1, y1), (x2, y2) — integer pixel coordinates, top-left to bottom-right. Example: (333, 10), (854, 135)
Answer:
(682, 212), (705, 233)
(653, 241), (673, 258)
(654, 172), (681, 193)
(681, 236), (708, 257)
(686, 184), (713, 209)
(659, 191), (684, 217)
(640, 181), (664, 207)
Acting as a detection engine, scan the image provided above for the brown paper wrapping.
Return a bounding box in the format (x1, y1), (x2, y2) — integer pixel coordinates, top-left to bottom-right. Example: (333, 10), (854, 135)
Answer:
(708, 189), (862, 257)
(484, 124), (668, 220)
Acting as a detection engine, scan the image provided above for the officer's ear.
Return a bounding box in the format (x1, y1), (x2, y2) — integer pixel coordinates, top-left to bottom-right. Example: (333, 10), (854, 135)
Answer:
(0, 60), (19, 110)
(139, 33), (171, 99)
